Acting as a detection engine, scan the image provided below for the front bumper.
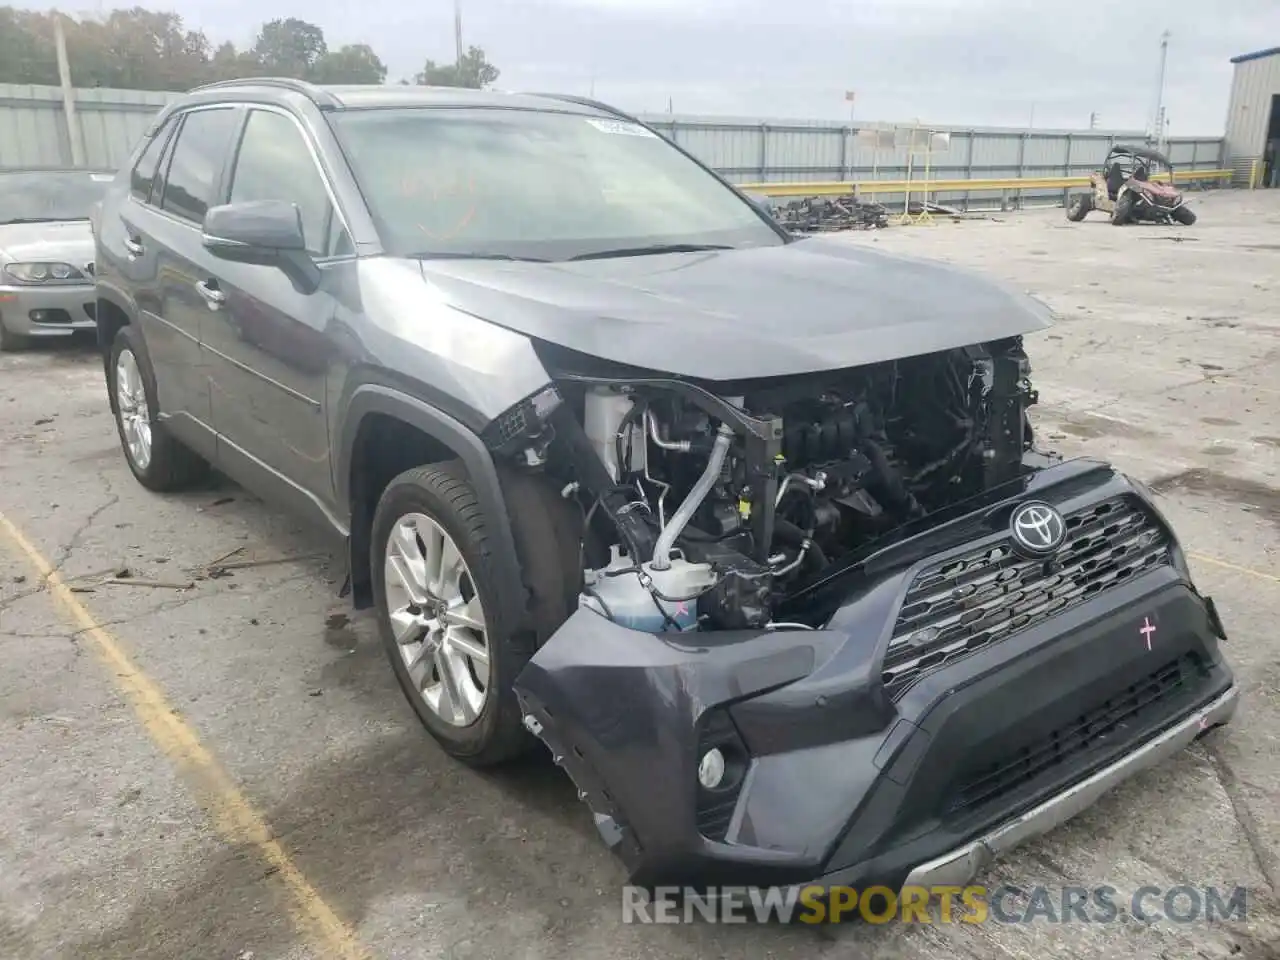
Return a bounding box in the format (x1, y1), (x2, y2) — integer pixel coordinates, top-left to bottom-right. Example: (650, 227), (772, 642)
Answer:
(0, 283), (96, 336)
(513, 459), (1239, 890)
(900, 682), (1237, 889)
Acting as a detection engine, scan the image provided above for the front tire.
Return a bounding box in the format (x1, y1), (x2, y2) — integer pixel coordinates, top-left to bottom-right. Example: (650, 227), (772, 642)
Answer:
(0, 317), (30, 352)
(1172, 204), (1196, 225)
(372, 464), (557, 766)
(1112, 192), (1135, 226)
(108, 325), (208, 491)
(1066, 194), (1092, 221)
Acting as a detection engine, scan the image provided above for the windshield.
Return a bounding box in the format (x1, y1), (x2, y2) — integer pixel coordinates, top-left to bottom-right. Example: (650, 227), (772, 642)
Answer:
(329, 107), (784, 260)
(0, 171), (113, 225)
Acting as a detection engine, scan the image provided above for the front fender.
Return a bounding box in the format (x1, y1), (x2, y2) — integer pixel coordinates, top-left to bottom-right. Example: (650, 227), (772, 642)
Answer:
(336, 383), (527, 625)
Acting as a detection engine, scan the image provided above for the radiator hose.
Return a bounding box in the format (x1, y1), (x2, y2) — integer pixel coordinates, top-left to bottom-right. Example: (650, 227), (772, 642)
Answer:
(649, 423), (735, 571)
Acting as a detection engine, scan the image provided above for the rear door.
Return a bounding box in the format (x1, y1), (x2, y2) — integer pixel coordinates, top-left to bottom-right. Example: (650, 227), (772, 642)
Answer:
(110, 116), (188, 415)
(120, 105), (242, 451)
(202, 106), (351, 514)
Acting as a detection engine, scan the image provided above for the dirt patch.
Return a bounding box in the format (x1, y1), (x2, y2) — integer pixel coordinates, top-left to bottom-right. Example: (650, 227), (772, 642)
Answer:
(1201, 417), (1239, 427)
(1254, 436), (1280, 449)
(1055, 412), (1159, 441)
(1147, 468), (1280, 529)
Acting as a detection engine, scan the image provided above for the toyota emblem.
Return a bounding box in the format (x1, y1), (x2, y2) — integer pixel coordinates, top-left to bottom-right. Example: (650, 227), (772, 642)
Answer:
(1010, 501), (1066, 557)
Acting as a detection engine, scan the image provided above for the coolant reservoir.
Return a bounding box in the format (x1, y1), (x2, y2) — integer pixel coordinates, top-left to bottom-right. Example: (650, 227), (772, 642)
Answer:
(583, 387), (645, 482)
(579, 547), (716, 633)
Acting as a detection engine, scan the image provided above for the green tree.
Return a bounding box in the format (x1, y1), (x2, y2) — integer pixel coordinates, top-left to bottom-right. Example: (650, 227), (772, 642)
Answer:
(311, 44), (387, 84)
(0, 6), (397, 90)
(414, 46), (499, 88)
(250, 17), (327, 77)
(0, 8), (58, 86)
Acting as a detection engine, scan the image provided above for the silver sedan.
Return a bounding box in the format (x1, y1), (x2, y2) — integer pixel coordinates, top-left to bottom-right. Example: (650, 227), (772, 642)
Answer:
(0, 168), (113, 351)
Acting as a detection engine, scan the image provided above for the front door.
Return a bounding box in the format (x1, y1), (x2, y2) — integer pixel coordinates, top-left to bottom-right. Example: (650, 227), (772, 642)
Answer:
(202, 107), (353, 518)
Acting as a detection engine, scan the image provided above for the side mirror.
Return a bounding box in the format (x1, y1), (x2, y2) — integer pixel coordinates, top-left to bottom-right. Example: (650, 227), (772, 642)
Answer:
(202, 200), (306, 265)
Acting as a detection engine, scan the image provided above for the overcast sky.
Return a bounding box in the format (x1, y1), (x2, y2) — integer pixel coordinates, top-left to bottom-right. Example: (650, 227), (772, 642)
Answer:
(60, 0), (1280, 133)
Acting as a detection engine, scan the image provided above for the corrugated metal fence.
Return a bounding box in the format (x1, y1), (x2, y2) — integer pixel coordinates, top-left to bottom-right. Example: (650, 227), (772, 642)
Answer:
(636, 113), (1224, 185)
(2, 82), (1226, 205)
(0, 83), (175, 171)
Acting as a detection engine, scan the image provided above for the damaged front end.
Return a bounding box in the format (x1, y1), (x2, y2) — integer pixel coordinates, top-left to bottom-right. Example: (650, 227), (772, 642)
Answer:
(497, 337), (1238, 890)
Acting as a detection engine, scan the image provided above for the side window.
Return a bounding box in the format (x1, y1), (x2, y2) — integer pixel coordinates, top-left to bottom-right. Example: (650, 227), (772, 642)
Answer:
(161, 108), (239, 224)
(228, 110), (345, 258)
(129, 117), (177, 203)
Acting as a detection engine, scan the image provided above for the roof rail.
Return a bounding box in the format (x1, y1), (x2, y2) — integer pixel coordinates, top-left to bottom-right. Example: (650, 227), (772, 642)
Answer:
(520, 93), (642, 124)
(188, 76), (341, 108)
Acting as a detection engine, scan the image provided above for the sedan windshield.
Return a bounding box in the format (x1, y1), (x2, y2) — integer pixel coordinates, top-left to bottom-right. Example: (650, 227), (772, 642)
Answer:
(329, 108), (784, 261)
(0, 170), (113, 225)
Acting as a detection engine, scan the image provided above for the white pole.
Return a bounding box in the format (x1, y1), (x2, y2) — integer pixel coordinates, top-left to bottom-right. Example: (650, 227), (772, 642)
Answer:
(53, 12), (85, 167)
(1153, 30), (1169, 143)
(454, 0), (463, 72)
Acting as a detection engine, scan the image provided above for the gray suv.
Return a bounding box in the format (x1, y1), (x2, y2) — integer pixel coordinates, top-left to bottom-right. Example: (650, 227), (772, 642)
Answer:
(93, 78), (1238, 893)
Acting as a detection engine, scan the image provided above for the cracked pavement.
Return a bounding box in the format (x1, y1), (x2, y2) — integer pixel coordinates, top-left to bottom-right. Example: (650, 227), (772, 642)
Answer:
(1, 189), (1278, 960)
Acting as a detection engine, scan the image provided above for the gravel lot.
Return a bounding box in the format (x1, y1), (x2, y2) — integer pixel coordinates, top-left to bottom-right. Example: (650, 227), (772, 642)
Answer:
(1, 187), (1277, 960)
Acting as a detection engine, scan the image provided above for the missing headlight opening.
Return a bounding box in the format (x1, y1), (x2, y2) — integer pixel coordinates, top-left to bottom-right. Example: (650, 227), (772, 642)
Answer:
(511, 336), (1040, 635)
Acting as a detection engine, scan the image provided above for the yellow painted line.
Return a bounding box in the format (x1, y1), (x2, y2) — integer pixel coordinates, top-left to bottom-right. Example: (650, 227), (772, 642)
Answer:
(0, 511), (371, 960)
(1188, 551), (1280, 585)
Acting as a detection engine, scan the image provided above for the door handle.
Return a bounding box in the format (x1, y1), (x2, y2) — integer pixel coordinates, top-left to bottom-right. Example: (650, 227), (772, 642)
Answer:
(123, 237), (144, 258)
(195, 279), (226, 308)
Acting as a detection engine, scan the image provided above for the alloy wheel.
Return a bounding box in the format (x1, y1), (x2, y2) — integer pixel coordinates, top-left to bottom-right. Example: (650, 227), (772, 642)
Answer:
(115, 348), (152, 471)
(384, 511), (491, 726)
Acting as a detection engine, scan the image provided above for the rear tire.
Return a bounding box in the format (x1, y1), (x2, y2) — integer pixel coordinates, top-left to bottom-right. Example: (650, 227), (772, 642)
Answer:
(108, 325), (209, 491)
(1172, 204), (1196, 225)
(1066, 194), (1092, 222)
(1112, 193), (1135, 226)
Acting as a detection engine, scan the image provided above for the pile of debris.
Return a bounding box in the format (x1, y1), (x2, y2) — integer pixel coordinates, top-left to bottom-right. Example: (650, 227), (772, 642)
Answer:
(754, 194), (891, 233)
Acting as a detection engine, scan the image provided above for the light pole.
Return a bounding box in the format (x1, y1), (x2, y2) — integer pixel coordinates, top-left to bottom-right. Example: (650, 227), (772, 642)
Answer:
(454, 0), (463, 72)
(1152, 30), (1170, 147)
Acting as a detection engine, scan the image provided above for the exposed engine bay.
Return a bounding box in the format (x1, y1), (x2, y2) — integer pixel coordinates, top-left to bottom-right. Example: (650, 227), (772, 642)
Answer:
(494, 337), (1040, 634)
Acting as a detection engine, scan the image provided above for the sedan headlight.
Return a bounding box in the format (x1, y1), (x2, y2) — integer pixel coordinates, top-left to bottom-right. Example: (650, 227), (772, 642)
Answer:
(3, 261), (87, 283)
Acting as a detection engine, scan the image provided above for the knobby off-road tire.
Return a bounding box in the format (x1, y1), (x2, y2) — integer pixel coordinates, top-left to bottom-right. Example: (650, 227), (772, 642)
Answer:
(371, 463), (580, 767)
(1112, 192), (1135, 226)
(108, 325), (209, 491)
(1172, 204), (1197, 225)
(1066, 194), (1092, 222)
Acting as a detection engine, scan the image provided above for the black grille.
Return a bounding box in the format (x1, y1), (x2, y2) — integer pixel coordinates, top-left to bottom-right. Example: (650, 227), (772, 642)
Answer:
(882, 497), (1171, 697)
(949, 653), (1205, 813)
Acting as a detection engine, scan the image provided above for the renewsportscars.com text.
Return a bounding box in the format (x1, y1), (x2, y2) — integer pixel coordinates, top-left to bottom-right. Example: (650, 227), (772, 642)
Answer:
(621, 884), (1250, 925)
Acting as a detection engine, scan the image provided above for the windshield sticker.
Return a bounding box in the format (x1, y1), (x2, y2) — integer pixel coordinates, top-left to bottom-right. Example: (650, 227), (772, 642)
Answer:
(89, 174), (114, 182)
(584, 118), (657, 138)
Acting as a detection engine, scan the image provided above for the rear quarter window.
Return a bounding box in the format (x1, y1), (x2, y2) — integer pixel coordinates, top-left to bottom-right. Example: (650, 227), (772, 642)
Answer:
(130, 117), (178, 204)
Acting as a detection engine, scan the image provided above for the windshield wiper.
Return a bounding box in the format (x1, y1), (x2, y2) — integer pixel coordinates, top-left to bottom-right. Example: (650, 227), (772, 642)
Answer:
(567, 243), (734, 261)
(408, 251), (551, 263)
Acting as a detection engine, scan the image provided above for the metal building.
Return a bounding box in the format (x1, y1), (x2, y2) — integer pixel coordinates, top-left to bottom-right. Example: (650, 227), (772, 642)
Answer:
(1224, 46), (1280, 185)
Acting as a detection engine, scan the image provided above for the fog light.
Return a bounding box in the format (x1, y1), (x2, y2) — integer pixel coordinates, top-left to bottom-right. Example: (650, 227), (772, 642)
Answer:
(698, 748), (726, 789)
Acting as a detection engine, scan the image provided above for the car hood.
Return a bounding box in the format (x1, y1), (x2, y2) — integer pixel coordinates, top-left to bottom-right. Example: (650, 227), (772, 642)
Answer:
(411, 236), (1055, 380)
(0, 220), (96, 268)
